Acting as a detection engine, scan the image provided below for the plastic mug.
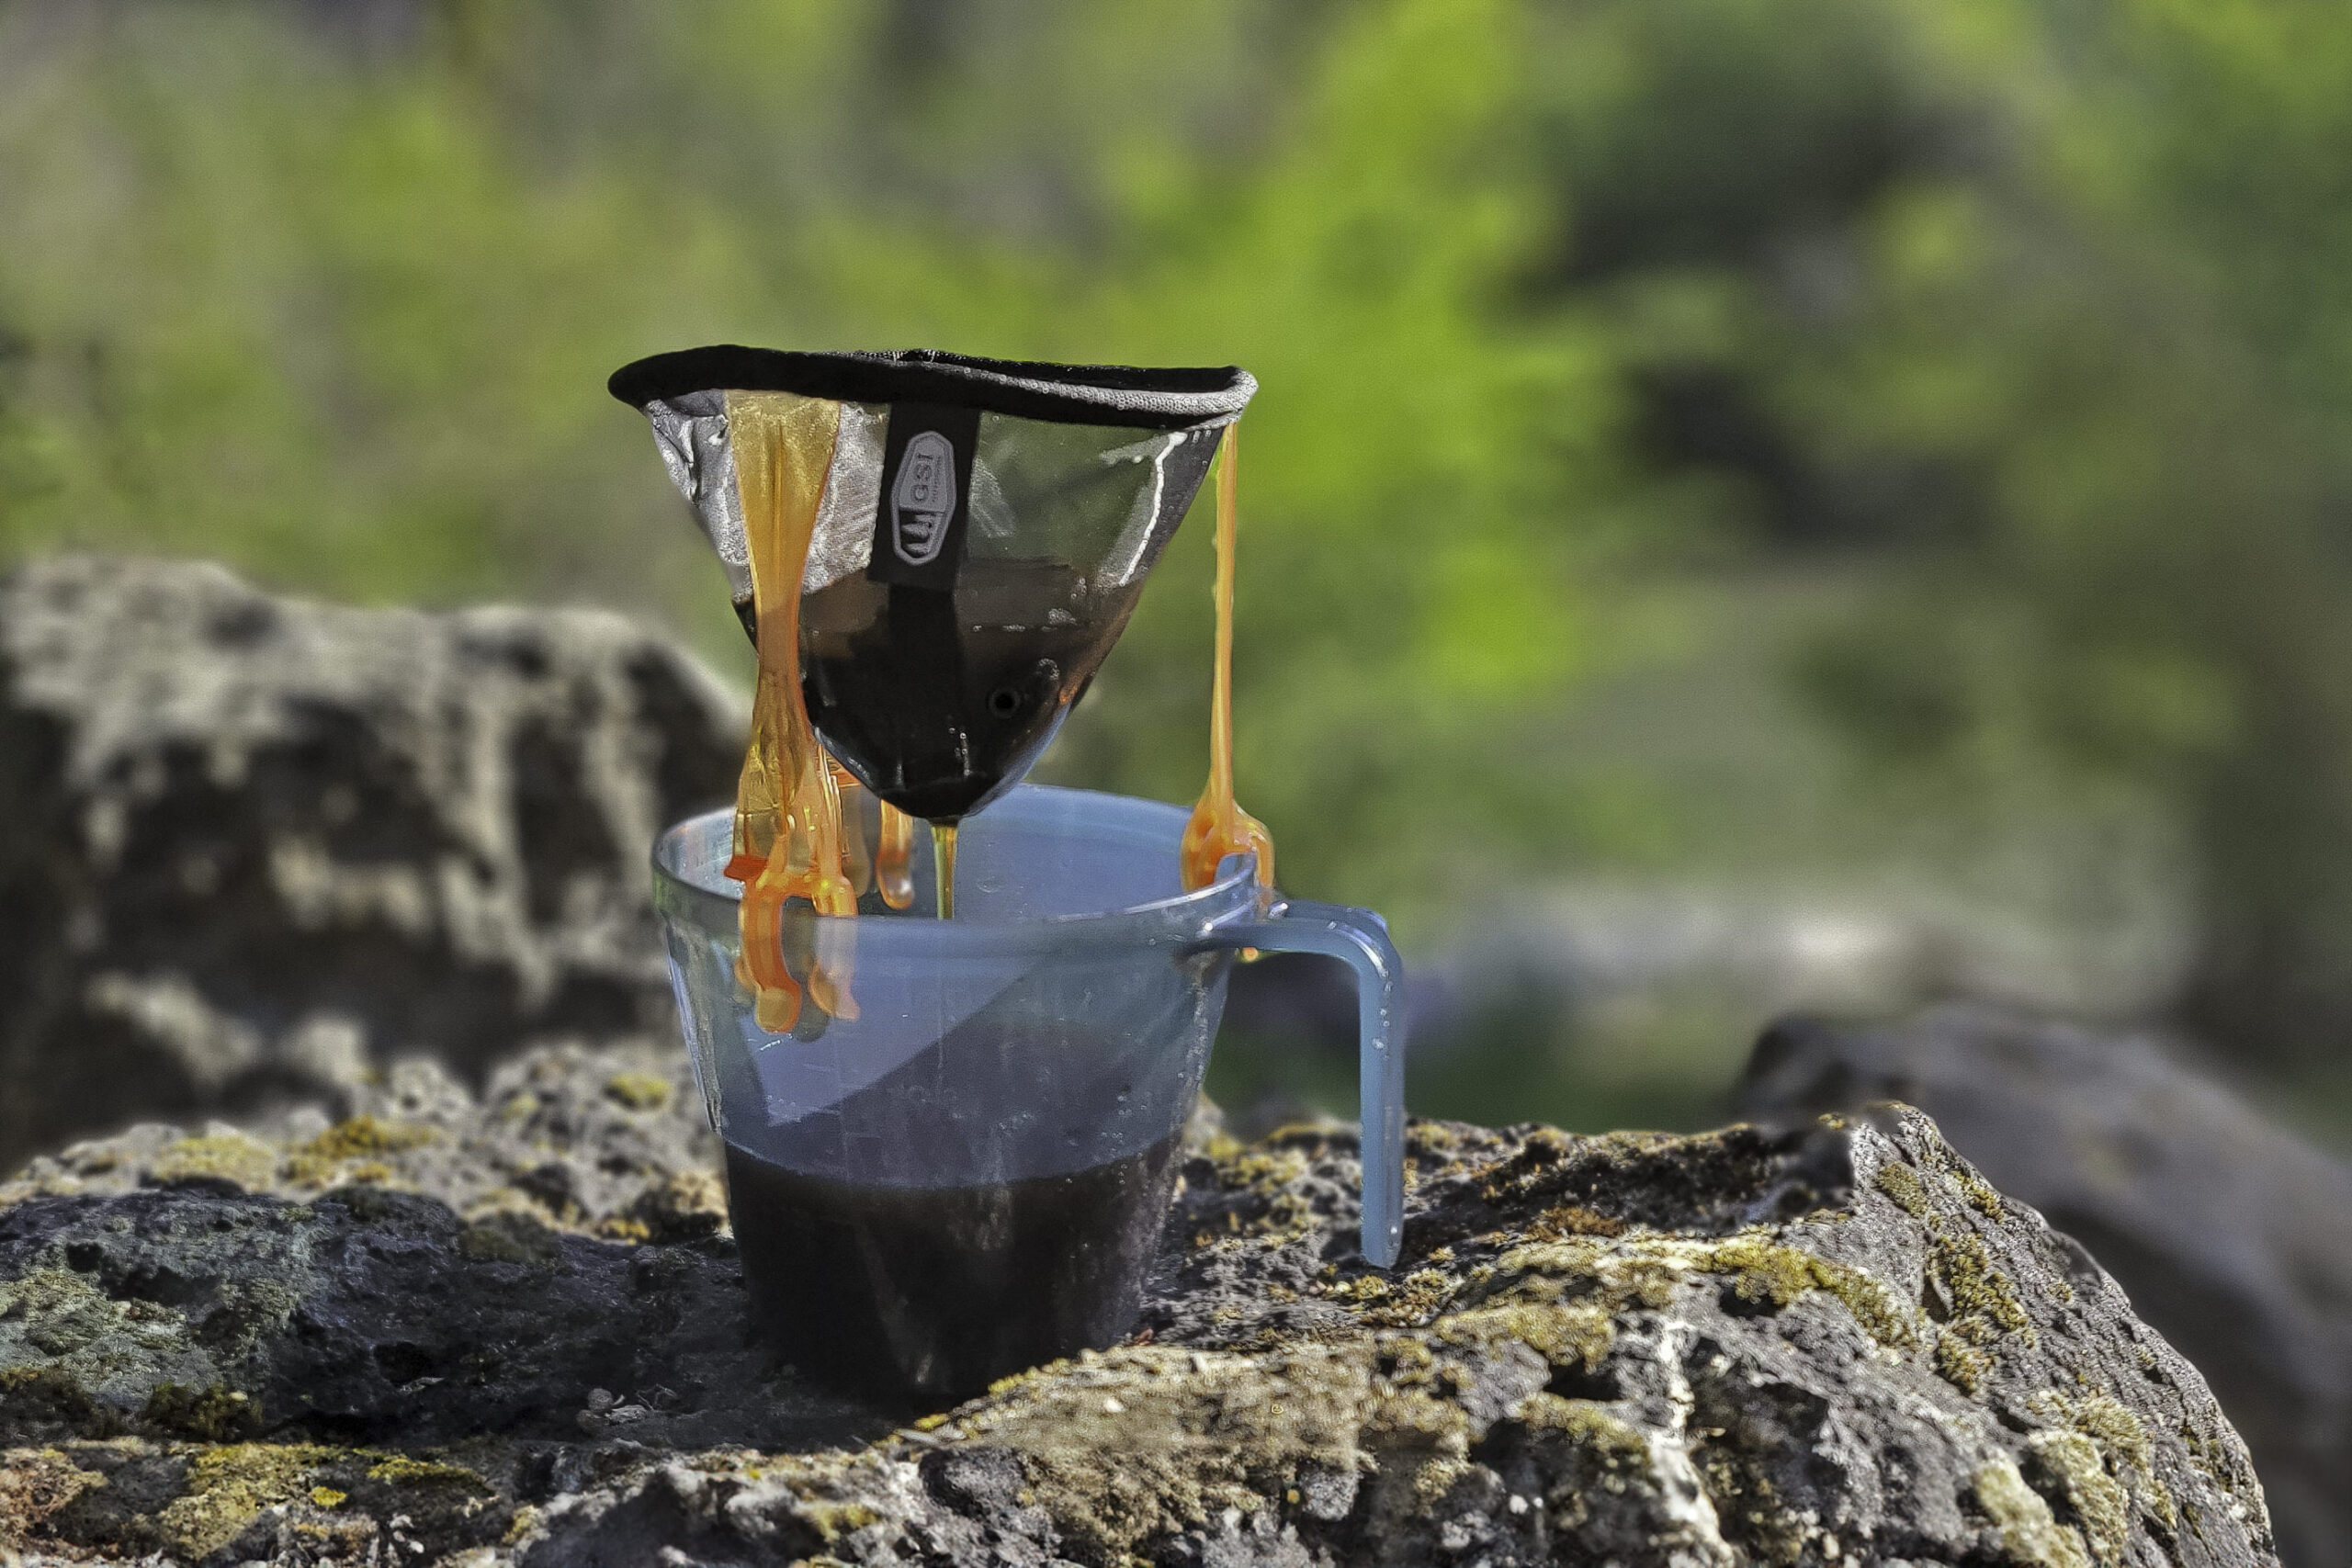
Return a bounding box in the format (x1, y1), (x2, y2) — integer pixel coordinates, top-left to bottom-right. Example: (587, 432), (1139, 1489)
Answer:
(650, 784), (1406, 1405)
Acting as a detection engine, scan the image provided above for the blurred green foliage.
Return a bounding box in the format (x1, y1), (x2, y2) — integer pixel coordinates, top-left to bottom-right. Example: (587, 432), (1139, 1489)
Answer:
(6, 0), (2352, 1080)
(0, 0), (1621, 942)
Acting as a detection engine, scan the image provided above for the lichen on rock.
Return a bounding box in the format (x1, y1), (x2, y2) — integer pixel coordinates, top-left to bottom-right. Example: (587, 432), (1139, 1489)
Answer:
(1744, 1006), (2348, 1567)
(0, 1042), (2280, 1566)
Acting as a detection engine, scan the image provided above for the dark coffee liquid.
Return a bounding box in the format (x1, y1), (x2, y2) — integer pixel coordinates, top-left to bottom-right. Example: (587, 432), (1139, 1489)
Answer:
(798, 564), (1140, 821)
(725, 1131), (1182, 1405)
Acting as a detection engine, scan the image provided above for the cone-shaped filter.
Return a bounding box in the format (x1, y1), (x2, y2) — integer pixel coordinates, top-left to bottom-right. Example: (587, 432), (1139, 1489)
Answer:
(613, 348), (1255, 821)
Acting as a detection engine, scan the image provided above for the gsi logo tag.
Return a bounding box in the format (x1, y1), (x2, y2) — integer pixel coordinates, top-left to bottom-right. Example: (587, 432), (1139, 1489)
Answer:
(890, 430), (956, 566)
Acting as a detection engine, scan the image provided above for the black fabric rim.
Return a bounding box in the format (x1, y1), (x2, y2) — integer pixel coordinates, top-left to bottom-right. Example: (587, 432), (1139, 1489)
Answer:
(608, 346), (1255, 429)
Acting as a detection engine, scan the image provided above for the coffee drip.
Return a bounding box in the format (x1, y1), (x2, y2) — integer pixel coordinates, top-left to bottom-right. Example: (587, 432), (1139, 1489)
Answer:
(614, 348), (1267, 1026)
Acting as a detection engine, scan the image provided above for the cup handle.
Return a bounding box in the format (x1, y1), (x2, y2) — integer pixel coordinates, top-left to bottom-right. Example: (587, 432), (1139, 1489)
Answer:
(1191, 897), (1407, 1268)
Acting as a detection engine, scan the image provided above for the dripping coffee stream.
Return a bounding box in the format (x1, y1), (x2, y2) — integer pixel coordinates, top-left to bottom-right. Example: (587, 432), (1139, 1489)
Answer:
(1182, 423), (1274, 896)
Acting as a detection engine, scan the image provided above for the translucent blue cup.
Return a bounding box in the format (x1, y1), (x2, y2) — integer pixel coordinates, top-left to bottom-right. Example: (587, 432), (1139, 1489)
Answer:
(651, 784), (1405, 1404)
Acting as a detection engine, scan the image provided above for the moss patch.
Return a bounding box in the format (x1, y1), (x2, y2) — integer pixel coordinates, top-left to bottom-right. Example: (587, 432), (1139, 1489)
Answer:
(1348, 1267), (1460, 1328)
(2029, 1429), (2129, 1566)
(152, 1131), (278, 1190)
(365, 1452), (488, 1487)
(1874, 1139), (2042, 1394)
(2032, 1390), (2177, 1541)
(1435, 1298), (1612, 1371)
(1934, 1330), (1993, 1395)
(624, 1168), (729, 1243)
(1871, 1159), (1930, 1219)
(1512, 1392), (1648, 1461)
(799, 1497), (884, 1541)
(141, 1382), (260, 1442)
(1493, 1227), (1919, 1352)
(603, 1071), (673, 1111)
(1936, 1222), (2037, 1371)
(0, 1264), (175, 1366)
(1192, 1143), (1328, 1247)
(956, 1342), (1379, 1562)
(1529, 1203), (1628, 1239)
(282, 1115), (435, 1187)
(1714, 1232), (1918, 1348)
(1976, 1452), (2093, 1568)
(157, 1442), (336, 1560)
(1473, 1122), (1844, 1233)
(1934, 1146), (2009, 1221)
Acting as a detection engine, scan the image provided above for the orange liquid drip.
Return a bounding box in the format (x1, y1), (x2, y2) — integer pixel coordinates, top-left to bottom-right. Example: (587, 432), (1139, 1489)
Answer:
(1182, 423), (1274, 895)
(932, 821), (958, 919)
(724, 391), (861, 1031)
(831, 761), (876, 897)
(875, 801), (918, 910)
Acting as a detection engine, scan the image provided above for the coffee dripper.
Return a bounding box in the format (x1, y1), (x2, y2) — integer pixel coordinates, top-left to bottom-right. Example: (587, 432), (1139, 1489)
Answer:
(612, 347), (1246, 821)
(617, 348), (1407, 1404)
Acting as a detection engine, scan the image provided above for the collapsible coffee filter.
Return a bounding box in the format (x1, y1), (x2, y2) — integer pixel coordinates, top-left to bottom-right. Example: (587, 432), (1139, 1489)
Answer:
(611, 348), (1256, 821)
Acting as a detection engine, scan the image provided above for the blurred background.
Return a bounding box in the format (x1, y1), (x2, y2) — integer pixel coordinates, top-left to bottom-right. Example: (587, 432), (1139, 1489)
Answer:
(4, 0), (2351, 1154)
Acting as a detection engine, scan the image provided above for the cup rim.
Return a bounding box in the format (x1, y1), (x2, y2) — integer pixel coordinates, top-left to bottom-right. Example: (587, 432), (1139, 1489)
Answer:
(650, 784), (1260, 931)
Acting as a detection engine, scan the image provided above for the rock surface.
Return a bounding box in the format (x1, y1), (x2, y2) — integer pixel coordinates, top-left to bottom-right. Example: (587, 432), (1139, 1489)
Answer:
(0, 1044), (2278, 1566)
(0, 556), (745, 1172)
(1739, 1005), (2350, 1568)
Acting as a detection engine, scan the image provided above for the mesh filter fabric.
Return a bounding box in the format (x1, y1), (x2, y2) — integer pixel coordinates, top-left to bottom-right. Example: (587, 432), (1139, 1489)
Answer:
(965, 417), (1221, 591)
(620, 345), (1256, 818)
(638, 400), (1225, 605)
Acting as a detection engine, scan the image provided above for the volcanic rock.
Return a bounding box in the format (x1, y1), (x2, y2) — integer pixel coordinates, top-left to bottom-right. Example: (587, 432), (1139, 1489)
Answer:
(0, 555), (744, 1172)
(1738, 1005), (2351, 1568)
(0, 1042), (2278, 1566)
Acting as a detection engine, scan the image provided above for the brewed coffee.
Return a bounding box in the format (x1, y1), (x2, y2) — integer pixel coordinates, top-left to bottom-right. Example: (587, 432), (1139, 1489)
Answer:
(799, 563), (1133, 822)
(726, 1130), (1182, 1405)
